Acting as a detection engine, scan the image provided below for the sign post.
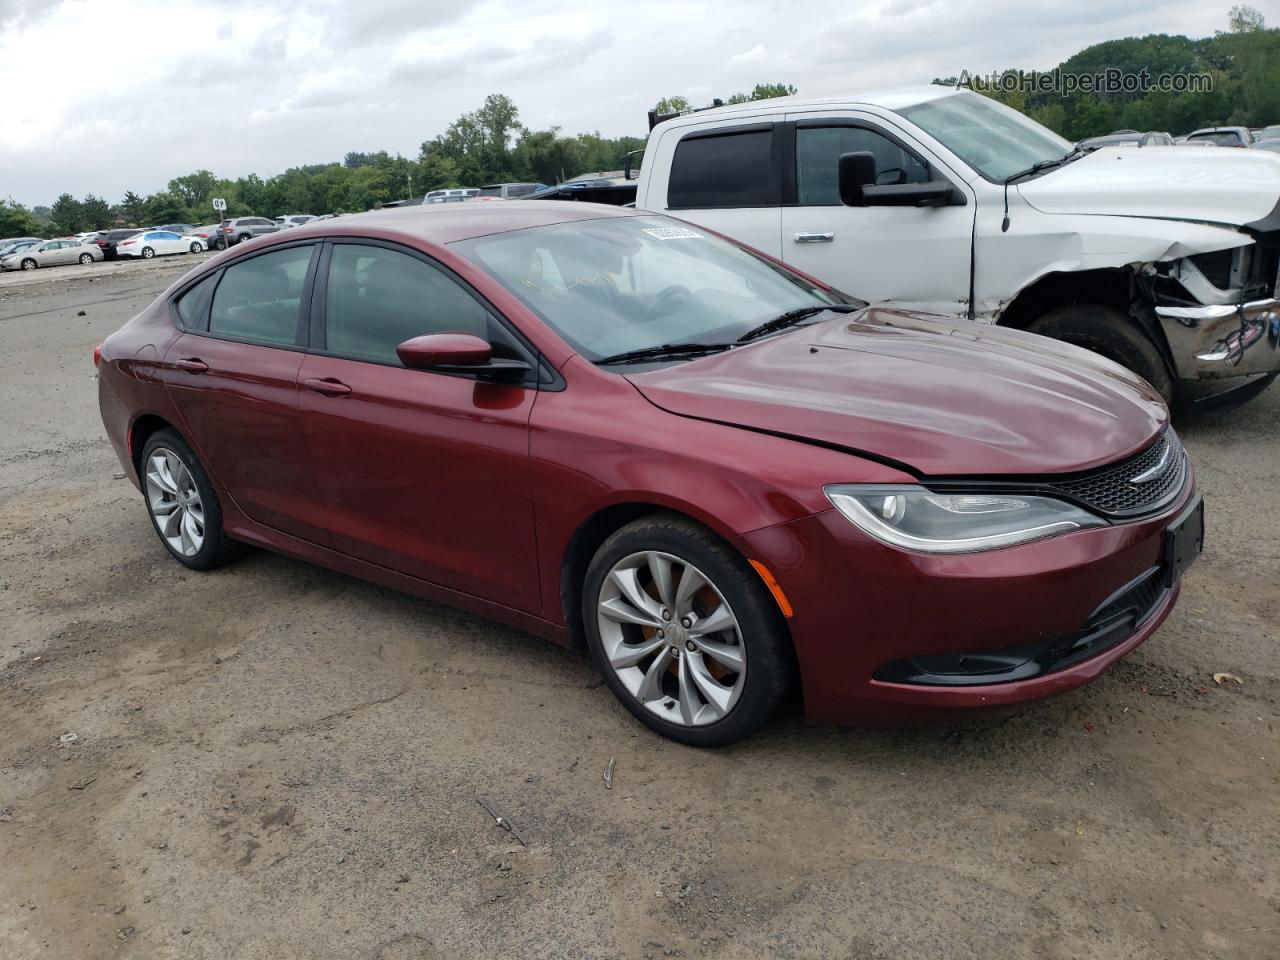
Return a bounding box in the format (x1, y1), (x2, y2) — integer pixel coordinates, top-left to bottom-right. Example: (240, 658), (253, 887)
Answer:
(212, 198), (227, 249)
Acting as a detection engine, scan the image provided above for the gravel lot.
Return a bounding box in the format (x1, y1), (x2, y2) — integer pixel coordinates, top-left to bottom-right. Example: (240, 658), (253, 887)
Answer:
(1, 265), (1277, 960)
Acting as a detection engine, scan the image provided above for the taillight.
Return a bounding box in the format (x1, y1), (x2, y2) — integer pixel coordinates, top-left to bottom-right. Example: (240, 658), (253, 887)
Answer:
(121, 240), (135, 246)
(93, 343), (103, 368)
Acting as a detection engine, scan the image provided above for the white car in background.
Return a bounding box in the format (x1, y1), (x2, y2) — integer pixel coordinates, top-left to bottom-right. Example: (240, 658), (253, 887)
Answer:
(274, 214), (314, 230)
(115, 230), (206, 259)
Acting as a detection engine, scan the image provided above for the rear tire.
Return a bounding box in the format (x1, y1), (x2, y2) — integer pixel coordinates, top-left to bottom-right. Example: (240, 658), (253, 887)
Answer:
(238, 233), (251, 244)
(139, 429), (242, 571)
(1028, 304), (1174, 405)
(582, 513), (792, 747)
(141, 246), (155, 259)
(78, 253), (93, 265)
(189, 242), (202, 253)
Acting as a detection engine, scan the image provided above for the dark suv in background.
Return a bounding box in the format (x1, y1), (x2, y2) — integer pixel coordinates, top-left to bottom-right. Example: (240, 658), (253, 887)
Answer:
(96, 229), (144, 261)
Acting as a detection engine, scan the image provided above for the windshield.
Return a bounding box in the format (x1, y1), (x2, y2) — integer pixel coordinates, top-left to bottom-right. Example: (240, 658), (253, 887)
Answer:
(454, 216), (850, 362)
(897, 92), (1072, 181)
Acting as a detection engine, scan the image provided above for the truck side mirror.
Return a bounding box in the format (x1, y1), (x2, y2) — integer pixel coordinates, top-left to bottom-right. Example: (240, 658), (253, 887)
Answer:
(838, 152), (878, 206)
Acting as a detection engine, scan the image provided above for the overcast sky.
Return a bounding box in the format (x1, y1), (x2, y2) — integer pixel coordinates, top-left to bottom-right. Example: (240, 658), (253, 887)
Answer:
(0, 0), (1247, 207)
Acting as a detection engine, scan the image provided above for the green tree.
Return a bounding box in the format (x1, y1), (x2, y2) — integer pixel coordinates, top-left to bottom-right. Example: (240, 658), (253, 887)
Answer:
(168, 170), (219, 211)
(49, 193), (85, 234)
(81, 194), (112, 229)
(727, 82), (797, 104)
(119, 191), (147, 225)
(144, 192), (187, 225)
(0, 198), (41, 237)
(653, 95), (691, 115)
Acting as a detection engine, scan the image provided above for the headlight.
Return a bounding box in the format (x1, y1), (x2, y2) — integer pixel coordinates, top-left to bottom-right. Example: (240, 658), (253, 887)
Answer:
(824, 484), (1106, 554)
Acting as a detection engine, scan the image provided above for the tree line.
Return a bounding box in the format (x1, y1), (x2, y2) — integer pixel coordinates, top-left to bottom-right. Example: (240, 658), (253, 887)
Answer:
(936, 6), (1280, 141)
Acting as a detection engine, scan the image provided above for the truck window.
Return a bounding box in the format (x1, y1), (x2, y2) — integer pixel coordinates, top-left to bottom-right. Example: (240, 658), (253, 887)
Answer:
(668, 129), (778, 209)
(796, 126), (930, 205)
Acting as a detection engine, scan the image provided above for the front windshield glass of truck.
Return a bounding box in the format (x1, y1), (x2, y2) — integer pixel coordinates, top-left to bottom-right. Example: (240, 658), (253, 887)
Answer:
(898, 92), (1072, 181)
(454, 216), (849, 362)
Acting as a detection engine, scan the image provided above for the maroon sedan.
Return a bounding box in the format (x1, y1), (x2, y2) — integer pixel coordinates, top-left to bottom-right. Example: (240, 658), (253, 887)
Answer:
(96, 203), (1202, 746)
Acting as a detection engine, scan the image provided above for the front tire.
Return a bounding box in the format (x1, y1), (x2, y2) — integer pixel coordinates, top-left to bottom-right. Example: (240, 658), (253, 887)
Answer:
(582, 514), (792, 746)
(140, 429), (241, 571)
(1028, 304), (1174, 405)
(79, 253), (93, 265)
(21, 258), (36, 271)
(141, 246), (155, 259)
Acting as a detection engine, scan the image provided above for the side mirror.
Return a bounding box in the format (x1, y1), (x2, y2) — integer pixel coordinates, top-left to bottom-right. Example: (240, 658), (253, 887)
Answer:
(396, 332), (533, 381)
(838, 151), (878, 206)
(862, 181), (963, 207)
(397, 332), (492, 369)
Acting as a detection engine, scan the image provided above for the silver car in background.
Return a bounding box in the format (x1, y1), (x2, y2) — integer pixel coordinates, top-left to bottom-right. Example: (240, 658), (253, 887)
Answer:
(0, 239), (103, 270)
(219, 216), (280, 246)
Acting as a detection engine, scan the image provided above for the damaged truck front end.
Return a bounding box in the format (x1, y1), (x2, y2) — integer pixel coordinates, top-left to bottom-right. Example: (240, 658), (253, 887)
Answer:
(1140, 226), (1280, 405)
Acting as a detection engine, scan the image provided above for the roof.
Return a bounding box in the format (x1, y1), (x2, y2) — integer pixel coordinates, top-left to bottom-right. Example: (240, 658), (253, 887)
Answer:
(285, 199), (638, 245)
(653, 84), (956, 130)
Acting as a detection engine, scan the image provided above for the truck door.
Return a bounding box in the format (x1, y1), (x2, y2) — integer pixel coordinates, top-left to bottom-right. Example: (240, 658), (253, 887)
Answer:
(779, 112), (975, 315)
(642, 116), (785, 259)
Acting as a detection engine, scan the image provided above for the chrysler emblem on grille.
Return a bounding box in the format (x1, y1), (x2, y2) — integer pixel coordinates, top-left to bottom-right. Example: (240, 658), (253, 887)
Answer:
(1129, 444), (1172, 484)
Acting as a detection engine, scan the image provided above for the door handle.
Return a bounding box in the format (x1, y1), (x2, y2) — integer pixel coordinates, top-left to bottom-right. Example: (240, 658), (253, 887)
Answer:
(304, 377), (352, 397)
(794, 232), (835, 244)
(174, 358), (209, 373)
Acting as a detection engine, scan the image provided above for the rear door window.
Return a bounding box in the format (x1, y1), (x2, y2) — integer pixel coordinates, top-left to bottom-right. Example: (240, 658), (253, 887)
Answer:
(176, 273), (219, 330)
(209, 245), (315, 346)
(668, 128), (778, 208)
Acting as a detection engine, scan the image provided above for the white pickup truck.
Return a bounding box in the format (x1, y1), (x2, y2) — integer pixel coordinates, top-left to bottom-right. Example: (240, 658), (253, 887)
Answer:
(633, 86), (1280, 407)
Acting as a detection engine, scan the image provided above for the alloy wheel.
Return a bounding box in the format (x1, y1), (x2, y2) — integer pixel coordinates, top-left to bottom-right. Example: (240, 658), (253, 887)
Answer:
(79, 253), (92, 265)
(142, 247), (154, 259)
(21, 259), (35, 270)
(596, 550), (746, 726)
(145, 448), (205, 557)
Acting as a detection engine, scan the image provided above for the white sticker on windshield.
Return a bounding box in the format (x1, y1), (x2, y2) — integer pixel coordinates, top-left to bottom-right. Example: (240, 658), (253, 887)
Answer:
(642, 226), (702, 240)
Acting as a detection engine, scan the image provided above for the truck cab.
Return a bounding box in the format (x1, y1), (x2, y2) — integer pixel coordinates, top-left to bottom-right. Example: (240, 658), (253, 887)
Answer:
(635, 87), (1280, 407)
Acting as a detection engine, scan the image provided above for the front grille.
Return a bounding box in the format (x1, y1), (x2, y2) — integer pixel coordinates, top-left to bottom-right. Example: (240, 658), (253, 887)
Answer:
(1046, 431), (1186, 519)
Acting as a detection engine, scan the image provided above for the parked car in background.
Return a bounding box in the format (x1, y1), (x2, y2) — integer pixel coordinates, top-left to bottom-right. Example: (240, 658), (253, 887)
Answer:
(95, 229), (144, 260)
(0, 239), (43, 259)
(1176, 138), (1219, 147)
(1252, 138), (1280, 153)
(95, 202), (1200, 745)
(1080, 131), (1174, 151)
(1, 238), (102, 270)
(636, 86), (1280, 408)
(152, 223), (196, 237)
(424, 188), (479, 203)
(1184, 126), (1254, 147)
(1254, 124), (1280, 141)
(220, 217), (279, 245)
(115, 230), (205, 259)
(274, 215), (314, 229)
(188, 225), (226, 250)
(0, 235), (43, 249)
(475, 182), (548, 200)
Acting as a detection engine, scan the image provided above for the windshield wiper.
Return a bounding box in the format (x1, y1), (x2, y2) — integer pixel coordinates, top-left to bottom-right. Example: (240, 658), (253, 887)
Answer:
(736, 304), (859, 344)
(595, 342), (734, 366)
(1003, 145), (1087, 184)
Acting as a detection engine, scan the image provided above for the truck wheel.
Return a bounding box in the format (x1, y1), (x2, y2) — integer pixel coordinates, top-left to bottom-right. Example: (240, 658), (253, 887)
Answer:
(1028, 304), (1174, 406)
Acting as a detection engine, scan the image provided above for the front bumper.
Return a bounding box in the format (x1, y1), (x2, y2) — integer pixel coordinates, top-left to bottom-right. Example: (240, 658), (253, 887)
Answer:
(733, 480), (1197, 726)
(1156, 298), (1280, 380)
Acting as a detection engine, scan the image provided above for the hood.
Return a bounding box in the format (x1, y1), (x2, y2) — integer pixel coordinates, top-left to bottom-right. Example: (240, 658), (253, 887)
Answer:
(627, 308), (1168, 477)
(1018, 147), (1280, 228)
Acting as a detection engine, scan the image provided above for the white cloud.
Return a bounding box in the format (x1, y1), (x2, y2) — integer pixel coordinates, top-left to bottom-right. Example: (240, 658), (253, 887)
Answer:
(0, 0), (1242, 206)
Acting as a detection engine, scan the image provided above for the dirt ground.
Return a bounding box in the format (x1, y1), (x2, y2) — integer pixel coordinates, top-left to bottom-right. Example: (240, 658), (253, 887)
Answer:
(1, 265), (1277, 960)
